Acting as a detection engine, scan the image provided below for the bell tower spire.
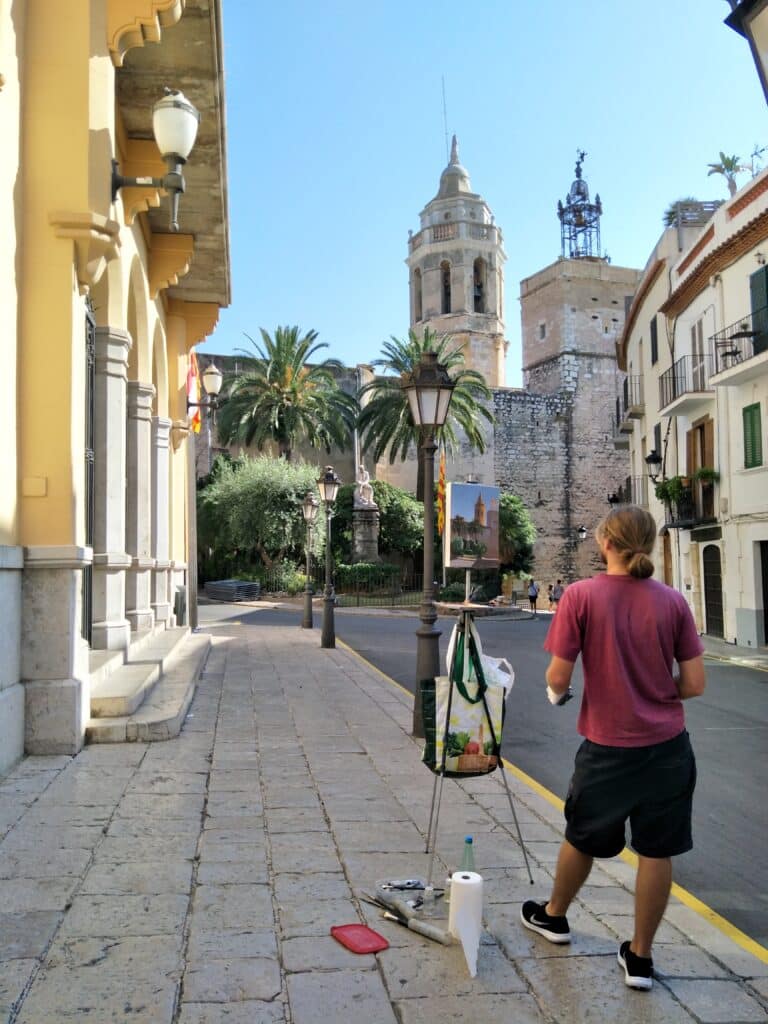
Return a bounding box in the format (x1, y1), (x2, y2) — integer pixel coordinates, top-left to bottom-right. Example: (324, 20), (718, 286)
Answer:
(406, 141), (508, 386)
(557, 150), (604, 260)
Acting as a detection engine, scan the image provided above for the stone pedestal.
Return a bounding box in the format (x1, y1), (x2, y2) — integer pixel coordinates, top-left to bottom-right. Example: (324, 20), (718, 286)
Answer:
(352, 506), (381, 563)
(22, 546), (91, 755)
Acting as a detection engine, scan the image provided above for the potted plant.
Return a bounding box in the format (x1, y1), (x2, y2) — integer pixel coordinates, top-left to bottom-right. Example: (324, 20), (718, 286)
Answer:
(657, 474), (691, 503)
(693, 466), (720, 485)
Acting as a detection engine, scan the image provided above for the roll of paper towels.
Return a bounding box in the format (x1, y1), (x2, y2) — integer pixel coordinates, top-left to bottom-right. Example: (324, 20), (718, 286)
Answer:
(448, 870), (483, 977)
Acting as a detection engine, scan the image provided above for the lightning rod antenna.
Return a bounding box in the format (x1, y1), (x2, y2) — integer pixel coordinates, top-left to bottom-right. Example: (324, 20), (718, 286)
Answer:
(442, 76), (449, 162)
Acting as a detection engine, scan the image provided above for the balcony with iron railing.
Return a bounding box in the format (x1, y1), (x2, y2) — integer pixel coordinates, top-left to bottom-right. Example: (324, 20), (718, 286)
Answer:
(609, 476), (649, 507)
(710, 306), (768, 386)
(655, 476), (717, 530)
(612, 397), (629, 448)
(658, 354), (715, 416)
(617, 375), (644, 433)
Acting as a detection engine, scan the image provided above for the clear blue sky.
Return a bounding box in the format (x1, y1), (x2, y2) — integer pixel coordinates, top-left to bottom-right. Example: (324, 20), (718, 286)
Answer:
(212, 2), (767, 387)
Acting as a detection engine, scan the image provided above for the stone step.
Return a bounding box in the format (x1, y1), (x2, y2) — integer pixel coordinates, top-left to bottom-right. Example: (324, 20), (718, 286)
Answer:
(86, 632), (210, 744)
(88, 627), (159, 690)
(90, 627), (190, 718)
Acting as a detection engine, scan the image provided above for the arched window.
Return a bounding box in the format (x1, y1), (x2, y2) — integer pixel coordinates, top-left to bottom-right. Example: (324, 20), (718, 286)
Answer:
(441, 261), (451, 314)
(473, 258), (487, 313)
(413, 268), (423, 322)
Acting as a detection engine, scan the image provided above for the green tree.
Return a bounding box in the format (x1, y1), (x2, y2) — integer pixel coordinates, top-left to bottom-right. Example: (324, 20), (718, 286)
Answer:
(197, 456), (324, 577)
(358, 328), (494, 500)
(707, 152), (747, 197)
(331, 480), (424, 563)
(498, 492), (536, 575)
(216, 326), (358, 460)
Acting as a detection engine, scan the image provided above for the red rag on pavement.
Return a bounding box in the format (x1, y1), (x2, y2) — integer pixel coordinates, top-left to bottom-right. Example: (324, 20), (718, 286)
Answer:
(330, 924), (389, 954)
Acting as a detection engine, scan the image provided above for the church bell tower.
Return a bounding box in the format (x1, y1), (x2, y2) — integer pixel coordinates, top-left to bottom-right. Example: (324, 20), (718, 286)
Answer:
(406, 136), (508, 386)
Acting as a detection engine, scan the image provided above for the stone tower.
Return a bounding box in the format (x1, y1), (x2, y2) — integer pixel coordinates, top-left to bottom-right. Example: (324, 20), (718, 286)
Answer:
(494, 154), (642, 581)
(406, 136), (507, 387)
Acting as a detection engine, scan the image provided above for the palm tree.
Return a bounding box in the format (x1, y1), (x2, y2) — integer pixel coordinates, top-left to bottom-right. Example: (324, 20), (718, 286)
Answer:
(707, 152), (747, 197)
(358, 328), (494, 500)
(216, 326), (358, 461)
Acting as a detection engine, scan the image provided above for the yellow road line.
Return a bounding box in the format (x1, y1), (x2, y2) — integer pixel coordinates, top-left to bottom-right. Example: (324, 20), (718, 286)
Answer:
(339, 640), (768, 964)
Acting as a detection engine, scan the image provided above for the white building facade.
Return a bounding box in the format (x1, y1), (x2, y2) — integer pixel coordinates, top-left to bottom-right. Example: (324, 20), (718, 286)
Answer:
(619, 183), (768, 648)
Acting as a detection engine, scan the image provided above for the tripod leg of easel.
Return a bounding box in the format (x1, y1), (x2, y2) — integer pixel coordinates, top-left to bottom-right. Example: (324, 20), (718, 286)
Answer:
(425, 771), (447, 888)
(425, 770), (440, 853)
(498, 761), (534, 885)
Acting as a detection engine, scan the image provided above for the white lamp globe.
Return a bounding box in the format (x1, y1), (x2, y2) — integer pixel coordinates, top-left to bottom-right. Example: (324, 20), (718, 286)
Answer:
(152, 89), (200, 162)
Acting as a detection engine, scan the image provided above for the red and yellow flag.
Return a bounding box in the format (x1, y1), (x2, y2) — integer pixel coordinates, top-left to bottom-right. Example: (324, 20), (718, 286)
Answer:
(187, 350), (202, 434)
(436, 446), (446, 535)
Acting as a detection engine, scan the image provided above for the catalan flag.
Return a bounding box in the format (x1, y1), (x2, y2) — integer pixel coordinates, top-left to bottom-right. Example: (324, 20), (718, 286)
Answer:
(187, 350), (202, 434)
(436, 446), (446, 535)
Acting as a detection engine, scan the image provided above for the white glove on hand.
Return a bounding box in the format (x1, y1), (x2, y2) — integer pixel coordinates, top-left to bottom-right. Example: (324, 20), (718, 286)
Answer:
(547, 686), (574, 706)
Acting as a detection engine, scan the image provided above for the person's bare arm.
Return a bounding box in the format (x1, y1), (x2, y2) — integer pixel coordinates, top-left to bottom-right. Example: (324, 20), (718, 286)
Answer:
(546, 655), (575, 695)
(675, 655), (706, 700)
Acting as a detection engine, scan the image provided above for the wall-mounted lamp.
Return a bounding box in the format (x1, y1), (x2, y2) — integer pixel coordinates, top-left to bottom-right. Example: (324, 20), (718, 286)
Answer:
(645, 449), (663, 483)
(112, 88), (200, 231)
(757, 251), (766, 266)
(187, 362), (223, 415)
(577, 524), (588, 542)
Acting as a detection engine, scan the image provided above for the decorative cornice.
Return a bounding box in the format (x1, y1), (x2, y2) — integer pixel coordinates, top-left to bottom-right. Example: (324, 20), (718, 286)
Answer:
(660, 209), (768, 318)
(170, 419), (190, 451)
(166, 298), (221, 348)
(49, 212), (120, 295)
(107, 0), (184, 68)
(148, 233), (194, 298)
(24, 546), (93, 570)
(119, 139), (167, 225)
(92, 551), (133, 568)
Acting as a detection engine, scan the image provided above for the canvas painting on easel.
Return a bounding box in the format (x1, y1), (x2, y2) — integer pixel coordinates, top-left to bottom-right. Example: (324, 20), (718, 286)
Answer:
(444, 483), (500, 570)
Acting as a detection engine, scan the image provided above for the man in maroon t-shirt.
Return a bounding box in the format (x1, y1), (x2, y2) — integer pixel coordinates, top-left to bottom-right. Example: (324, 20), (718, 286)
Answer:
(520, 506), (705, 991)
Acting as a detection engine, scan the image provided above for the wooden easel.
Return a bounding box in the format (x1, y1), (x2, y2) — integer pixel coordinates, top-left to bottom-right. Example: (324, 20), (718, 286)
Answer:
(424, 599), (534, 888)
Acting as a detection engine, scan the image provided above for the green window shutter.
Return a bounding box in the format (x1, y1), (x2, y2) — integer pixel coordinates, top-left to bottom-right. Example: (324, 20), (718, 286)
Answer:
(743, 404), (763, 469)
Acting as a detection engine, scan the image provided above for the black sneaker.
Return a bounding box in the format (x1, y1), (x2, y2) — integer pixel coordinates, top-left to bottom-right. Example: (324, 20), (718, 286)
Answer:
(520, 900), (571, 944)
(617, 940), (654, 990)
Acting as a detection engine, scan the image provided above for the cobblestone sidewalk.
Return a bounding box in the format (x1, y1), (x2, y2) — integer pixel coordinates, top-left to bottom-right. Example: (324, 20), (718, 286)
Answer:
(0, 620), (766, 1022)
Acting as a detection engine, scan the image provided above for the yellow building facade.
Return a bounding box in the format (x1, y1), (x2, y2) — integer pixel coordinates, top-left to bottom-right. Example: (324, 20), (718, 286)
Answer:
(0, 0), (230, 772)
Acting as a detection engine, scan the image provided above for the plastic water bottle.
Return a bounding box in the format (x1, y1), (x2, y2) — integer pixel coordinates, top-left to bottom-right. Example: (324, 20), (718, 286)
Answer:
(446, 836), (475, 902)
(459, 835), (475, 872)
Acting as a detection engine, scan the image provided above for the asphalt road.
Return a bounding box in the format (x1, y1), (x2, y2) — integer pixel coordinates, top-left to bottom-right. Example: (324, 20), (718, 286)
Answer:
(198, 600), (768, 949)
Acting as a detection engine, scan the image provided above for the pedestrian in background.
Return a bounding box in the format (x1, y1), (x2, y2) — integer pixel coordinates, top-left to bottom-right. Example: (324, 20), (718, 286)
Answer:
(547, 584), (554, 611)
(552, 579), (564, 611)
(520, 505), (705, 992)
(527, 580), (539, 614)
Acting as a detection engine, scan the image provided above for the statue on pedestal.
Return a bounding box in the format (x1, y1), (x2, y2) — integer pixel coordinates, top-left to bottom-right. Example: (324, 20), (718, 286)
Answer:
(354, 462), (376, 508)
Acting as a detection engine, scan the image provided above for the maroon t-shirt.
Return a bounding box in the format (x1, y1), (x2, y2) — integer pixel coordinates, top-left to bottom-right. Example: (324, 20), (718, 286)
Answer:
(544, 574), (704, 747)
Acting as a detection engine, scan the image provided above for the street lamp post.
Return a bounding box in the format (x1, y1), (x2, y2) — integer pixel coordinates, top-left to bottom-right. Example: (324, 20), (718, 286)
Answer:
(317, 466), (341, 649)
(725, 1), (768, 103)
(185, 358), (223, 630)
(401, 352), (455, 738)
(301, 491), (319, 629)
